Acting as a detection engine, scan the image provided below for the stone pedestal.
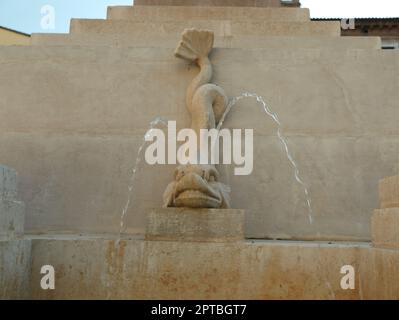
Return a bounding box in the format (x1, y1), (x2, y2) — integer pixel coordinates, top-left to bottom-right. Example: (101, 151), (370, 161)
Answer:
(372, 176), (399, 249)
(0, 165), (24, 238)
(145, 208), (245, 242)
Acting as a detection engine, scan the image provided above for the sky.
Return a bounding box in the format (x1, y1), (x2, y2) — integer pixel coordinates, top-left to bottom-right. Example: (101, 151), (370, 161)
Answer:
(0, 0), (398, 34)
(301, 0), (399, 18)
(0, 0), (133, 34)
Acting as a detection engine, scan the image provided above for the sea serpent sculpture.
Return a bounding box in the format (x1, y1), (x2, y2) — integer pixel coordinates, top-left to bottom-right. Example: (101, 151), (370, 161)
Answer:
(163, 29), (231, 209)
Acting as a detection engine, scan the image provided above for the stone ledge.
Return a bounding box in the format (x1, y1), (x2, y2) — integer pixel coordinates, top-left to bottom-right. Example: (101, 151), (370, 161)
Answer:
(107, 6), (309, 22)
(145, 208), (245, 242)
(372, 208), (399, 249)
(134, 0), (283, 7)
(69, 19), (341, 37)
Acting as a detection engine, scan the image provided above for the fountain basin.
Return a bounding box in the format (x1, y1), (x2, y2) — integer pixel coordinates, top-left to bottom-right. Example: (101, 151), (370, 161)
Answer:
(19, 236), (398, 300)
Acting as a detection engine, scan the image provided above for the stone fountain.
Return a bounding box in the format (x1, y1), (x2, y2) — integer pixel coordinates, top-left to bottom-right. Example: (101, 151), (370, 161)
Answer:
(1, 0), (399, 299)
(147, 29), (244, 243)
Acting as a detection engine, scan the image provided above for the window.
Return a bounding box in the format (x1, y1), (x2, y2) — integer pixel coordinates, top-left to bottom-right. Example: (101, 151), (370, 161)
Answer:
(382, 39), (399, 50)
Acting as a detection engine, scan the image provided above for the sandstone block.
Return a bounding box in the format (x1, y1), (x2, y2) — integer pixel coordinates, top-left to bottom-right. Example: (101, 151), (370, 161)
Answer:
(145, 208), (245, 242)
(69, 19), (341, 37)
(31, 33), (380, 50)
(107, 6), (309, 22)
(372, 208), (399, 249)
(379, 175), (399, 209)
(134, 0), (283, 7)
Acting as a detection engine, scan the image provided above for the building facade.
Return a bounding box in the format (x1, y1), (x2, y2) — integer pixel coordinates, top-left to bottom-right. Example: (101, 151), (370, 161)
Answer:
(312, 18), (399, 49)
(0, 26), (30, 45)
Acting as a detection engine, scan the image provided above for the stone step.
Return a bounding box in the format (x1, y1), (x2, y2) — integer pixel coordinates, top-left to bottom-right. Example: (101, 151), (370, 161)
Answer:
(31, 33), (381, 50)
(0, 165), (17, 200)
(0, 199), (25, 237)
(134, 0), (283, 6)
(107, 5), (310, 22)
(69, 19), (340, 37)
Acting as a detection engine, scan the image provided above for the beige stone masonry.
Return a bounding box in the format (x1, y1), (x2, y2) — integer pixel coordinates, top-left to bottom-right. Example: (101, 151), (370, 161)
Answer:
(107, 5), (310, 22)
(30, 33), (381, 50)
(379, 175), (399, 209)
(134, 0), (283, 7)
(0, 46), (398, 240)
(145, 208), (245, 242)
(372, 175), (399, 249)
(69, 19), (341, 37)
(27, 237), (399, 299)
(372, 208), (399, 249)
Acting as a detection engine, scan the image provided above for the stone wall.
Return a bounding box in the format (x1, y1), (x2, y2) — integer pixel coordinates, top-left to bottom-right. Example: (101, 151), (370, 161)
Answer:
(1, 5), (399, 241)
(0, 165), (31, 299)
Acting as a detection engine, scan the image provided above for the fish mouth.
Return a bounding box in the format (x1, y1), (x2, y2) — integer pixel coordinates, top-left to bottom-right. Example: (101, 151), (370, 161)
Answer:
(174, 189), (222, 208)
(173, 173), (222, 208)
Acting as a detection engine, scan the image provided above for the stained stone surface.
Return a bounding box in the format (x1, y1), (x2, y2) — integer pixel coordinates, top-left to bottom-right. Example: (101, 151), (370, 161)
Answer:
(107, 6), (310, 22)
(26, 237), (399, 300)
(0, 165), (24, 238)
(372, 208), (399, 249)
(379, 175), (399, 209)
(0, 240), (31, 299)
(69, 19), (340, 37)
(146, 208), (245, 242)
(1, 3), (399, 241)
(0, 165), (17, 200)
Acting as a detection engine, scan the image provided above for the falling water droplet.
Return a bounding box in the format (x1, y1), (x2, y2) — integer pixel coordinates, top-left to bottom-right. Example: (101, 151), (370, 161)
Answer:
(117, 117), (168, 243)
(217, 92), (313, 224)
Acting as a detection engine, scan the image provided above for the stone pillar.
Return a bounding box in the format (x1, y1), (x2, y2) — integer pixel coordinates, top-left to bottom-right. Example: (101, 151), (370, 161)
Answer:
(0, 165), (25, 238)
(146, 208), (245, 242)
(371, 175), (399, 249)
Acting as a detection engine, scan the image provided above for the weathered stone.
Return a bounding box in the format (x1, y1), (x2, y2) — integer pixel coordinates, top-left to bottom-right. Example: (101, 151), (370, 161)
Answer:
(162, 29), (231, 209)
(0, 199), (25, 237)
(69, 19), (340, 37)
(146, 208), (245, 242)
(0, 240), (31, 299)
(30, 33), (381, 50)
(0, 165), (17, 200)
(379, 175), (399, 209)
(107, 5), (310, 22)
(372, 208), (399, 249)
(26, 237), (399, 300)
(0, 46), (398, 240)
(134, 0), (283, 6)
